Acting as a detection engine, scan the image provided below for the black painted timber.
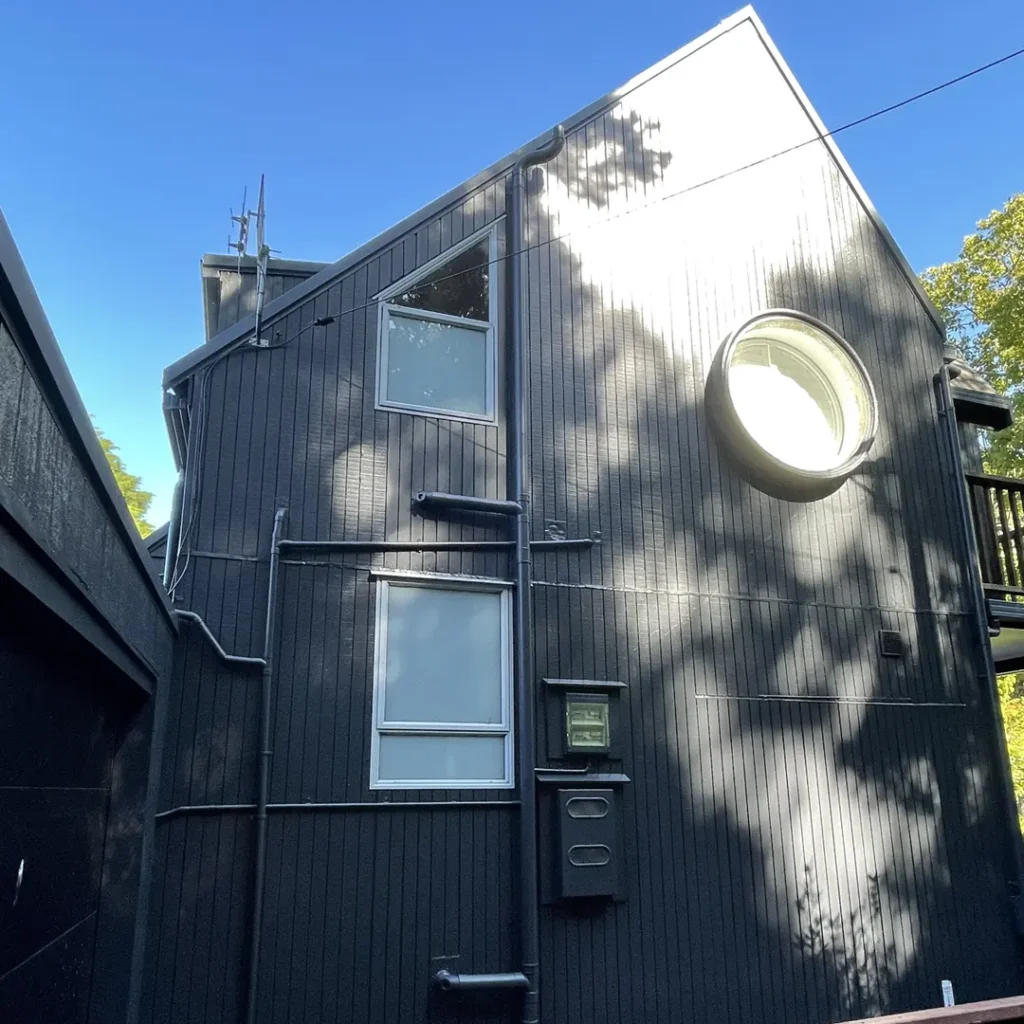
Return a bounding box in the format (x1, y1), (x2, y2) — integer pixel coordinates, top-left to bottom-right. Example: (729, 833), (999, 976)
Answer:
(143, 11), (1024, 1024)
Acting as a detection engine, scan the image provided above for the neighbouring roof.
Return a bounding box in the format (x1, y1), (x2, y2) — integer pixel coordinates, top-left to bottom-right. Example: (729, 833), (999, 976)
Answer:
(945, 347), (1014, 431)
(201, 254), (327, 342)
(162, 4), (949, 389)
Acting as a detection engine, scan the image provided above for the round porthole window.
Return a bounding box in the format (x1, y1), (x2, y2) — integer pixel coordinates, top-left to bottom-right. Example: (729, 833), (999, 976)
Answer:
(705, 310), (878, 500)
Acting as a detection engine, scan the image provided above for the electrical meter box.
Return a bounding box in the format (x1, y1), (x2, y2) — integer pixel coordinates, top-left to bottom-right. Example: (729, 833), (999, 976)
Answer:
(556, 788), (619, 898)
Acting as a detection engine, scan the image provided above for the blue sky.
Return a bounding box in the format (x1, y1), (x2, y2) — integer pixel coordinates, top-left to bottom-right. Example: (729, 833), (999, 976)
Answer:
(1, 0), (1022, 524)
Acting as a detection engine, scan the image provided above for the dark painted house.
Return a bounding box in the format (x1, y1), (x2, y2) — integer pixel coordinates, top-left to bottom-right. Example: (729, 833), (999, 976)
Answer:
(144, 9), (1024, 1024)
(0, 212), (176, 1021)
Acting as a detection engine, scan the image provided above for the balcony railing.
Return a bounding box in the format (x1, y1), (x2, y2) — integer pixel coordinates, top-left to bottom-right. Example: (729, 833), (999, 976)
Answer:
(966, 472), (1024, 598)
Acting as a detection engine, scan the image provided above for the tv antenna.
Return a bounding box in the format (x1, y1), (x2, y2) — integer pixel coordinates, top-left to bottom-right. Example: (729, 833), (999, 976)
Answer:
(228, 187), (250, 266)
(252, 174), (272, 347)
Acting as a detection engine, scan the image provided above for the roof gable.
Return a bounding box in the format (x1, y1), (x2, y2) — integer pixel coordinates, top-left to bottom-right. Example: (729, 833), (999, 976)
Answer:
(163, 5), (945, 389)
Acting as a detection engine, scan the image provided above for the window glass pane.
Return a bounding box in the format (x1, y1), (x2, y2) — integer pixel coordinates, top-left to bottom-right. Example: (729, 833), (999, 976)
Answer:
(729, 341), (842, 471)
(384, 312), (488, 416)
(727, 318), (872, 473)
(378, 734), (506, 783)
(391, 238), (489, 321)
(383, 586), (503, 724)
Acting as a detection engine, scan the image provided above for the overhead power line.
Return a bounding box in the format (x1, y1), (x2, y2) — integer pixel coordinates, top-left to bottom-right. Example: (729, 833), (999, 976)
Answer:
(168, 39), (1024, 591)
(202, 41), (1024, 358)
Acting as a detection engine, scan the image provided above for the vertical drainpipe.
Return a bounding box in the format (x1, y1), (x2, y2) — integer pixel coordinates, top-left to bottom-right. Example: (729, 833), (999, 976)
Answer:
(244, 506), (287, 1024)
(162, 472), (184, 589)
(508, 125), (565, 1024)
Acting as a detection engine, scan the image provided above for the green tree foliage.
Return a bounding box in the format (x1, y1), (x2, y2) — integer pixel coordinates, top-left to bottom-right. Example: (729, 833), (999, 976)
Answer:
(921, 193), (1024, 826)
(998, 675), (1024, 831)
(921, 193), (1024, 475)
(96, 429), (154, 537)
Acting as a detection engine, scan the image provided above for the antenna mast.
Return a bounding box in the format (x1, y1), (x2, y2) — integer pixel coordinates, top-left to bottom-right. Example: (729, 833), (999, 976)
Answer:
(228, 187), (249, 270)
(226, 176), (275, 345)
(251, 174), (271, 347)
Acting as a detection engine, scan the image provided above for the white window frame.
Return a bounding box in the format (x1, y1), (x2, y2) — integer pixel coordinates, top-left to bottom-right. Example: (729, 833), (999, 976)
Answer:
(369, 571), (514, 789)
(374, 223), (499, 425)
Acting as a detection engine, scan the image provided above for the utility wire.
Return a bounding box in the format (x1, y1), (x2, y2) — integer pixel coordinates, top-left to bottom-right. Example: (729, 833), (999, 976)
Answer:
(256, 40), (1024, 338)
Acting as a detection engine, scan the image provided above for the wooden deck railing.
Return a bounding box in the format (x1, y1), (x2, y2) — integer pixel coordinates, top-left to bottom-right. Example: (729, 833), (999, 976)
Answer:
(966, 472), (1024, 598)
(838, 994), (1024, 1023)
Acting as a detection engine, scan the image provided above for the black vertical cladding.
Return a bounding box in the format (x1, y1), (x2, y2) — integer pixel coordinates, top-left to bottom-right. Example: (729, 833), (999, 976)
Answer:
(146, 17), (1024, 1024)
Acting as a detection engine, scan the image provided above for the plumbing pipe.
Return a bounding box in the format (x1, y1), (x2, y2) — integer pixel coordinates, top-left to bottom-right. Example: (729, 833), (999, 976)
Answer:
(244, 507), (287, 1024)
(507, 124), (565, 1024)
(433, 970), (530, 992)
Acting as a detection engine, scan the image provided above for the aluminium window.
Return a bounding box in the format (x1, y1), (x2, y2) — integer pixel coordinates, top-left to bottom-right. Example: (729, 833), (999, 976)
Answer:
(375, 226), (497, 423)
(370, 575), (513, 789)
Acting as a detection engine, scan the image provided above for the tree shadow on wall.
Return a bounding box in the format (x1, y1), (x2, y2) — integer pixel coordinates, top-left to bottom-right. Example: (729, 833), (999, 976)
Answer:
(795, 866), (897, 1018)
(528, 114), (1024, 1024)
(245, 109), (1024, 1024)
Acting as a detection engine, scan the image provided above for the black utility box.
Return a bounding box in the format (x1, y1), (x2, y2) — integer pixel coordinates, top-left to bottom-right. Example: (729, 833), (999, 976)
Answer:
(556, 788), (619, 899)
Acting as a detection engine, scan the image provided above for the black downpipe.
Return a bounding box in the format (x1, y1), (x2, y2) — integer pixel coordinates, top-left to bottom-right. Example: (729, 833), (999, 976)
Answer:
(244, 507), (287, 1024)
(162, 472), (184, 589)
(508, 125), (565, 1024)
(936, 364), (1024, 933)
(434, 970), (529, 992)
(413, 490), (522, 517)
(174, 610), (267, 667)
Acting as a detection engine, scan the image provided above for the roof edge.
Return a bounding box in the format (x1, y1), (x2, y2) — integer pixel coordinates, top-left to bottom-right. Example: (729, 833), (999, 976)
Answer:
(0, 209), (177, 627)
(201, 253), (328, 276)
(162, 6), (758, 387)
(950, 386), (1014, 431)
(145, 521), (170, 550)
(743, 9), (948, 340)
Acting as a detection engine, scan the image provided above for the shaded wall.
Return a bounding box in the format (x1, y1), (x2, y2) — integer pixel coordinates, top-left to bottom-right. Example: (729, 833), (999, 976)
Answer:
(0, 577), (154, 1023)
(146, 14), (1024, 1024)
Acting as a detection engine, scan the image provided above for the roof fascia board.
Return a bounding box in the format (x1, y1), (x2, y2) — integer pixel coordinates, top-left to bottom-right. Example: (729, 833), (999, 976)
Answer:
(162, 6), (757, 387)
(0, 210), (177, 628)
(200, 254), (328, 276)
(0, 492), (157, 695)
(743, 9), (948, 339)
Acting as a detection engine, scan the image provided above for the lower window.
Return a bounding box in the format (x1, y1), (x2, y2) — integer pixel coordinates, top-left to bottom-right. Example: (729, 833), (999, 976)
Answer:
(370, 576), (513, 789)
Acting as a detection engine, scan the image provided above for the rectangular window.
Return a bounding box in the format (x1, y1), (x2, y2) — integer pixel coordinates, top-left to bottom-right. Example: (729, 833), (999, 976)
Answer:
(370, 576), (513, 789)
(375, 226), (497, 423)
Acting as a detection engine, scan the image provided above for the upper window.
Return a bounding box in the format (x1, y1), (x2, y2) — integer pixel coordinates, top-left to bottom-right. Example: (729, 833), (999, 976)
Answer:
(706, 311), (878, 501)
(370, 575), (513, 789)
(376, 228), (496, 423)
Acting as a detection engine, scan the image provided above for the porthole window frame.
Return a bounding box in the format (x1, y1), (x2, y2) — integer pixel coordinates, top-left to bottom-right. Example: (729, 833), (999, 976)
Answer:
(705, 309), (879, 501)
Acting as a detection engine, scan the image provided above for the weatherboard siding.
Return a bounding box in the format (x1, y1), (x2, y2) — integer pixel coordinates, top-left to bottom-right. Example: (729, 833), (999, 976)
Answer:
(144, 15), (1024, 1024)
